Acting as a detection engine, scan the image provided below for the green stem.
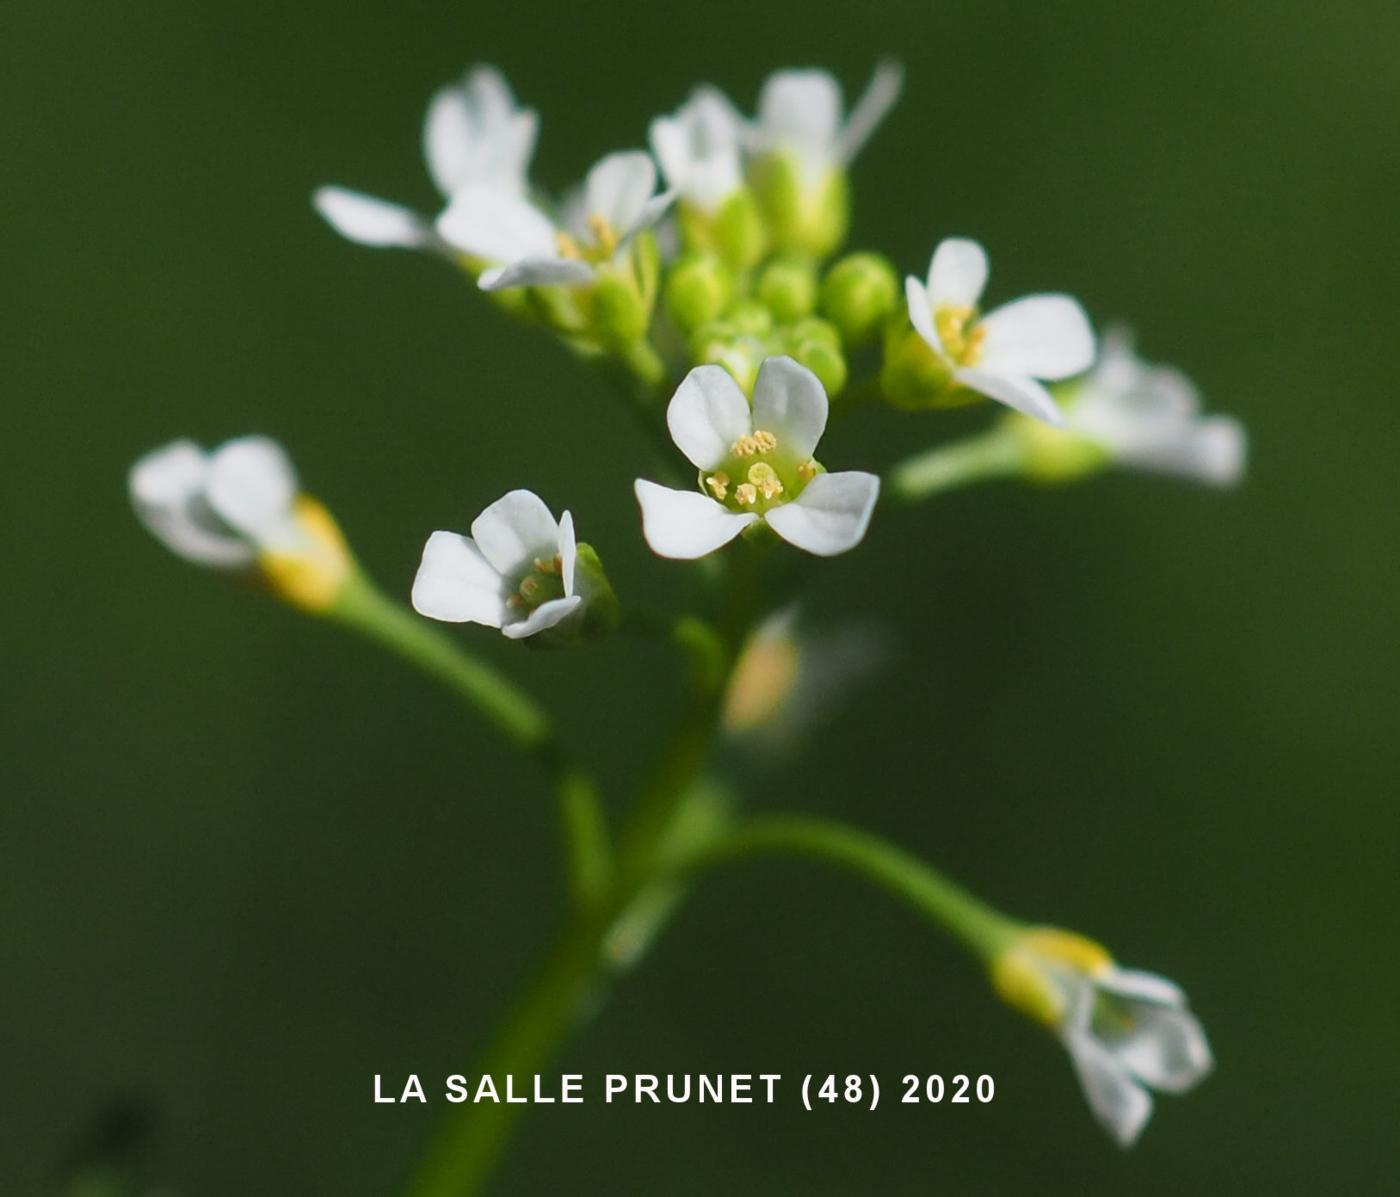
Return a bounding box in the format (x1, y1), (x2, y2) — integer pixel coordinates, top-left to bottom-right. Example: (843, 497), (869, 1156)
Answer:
(698, 814), (1021, 960)
(887, 424), (1027, 505)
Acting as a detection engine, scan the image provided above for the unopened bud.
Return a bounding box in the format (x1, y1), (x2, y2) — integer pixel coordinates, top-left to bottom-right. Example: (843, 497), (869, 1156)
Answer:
(821, 252), (899, 347)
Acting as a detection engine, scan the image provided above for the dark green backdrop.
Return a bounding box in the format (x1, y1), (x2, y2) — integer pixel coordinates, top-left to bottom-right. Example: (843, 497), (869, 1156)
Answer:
(4, 1), (1397, 1192)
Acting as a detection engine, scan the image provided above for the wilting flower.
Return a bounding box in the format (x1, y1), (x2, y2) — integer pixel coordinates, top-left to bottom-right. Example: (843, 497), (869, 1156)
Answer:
(635, 357), (880, 559)
(413, 489), (614, 641)
(436, 151), (673, 291)
(314, 64), (537, 251)
(991, 928), (1212, 1147)
(904, 237), (1095, 425)
(1044, 328), (1246, 485)
(129, 436), (350, 612)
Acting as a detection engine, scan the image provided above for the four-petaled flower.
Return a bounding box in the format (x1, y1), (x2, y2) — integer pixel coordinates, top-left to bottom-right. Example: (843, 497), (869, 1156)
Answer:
(412, 489), (587, 640)
(314, 65), (537, 252)
(905, 237), (1096, 426)
(992, 928), (1213, 1147)
(1060, 328), (1246, 486)
(635, 357), (880, 559)
(437, 151), (673, 291)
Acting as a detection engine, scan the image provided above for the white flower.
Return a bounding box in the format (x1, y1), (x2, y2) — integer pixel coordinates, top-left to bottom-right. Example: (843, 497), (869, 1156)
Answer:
(436, 151), (674, 291)
(635, 357), (880, 559)
(649, 88), (745, 213)
(993, 930), (1212, 1147)
(747, 60), (904, 184)
(314, 65), (537, 251)
(1065, 328), (1246, 485)
(412, 489), (586, 640)
(905, 237), (1096, 426)
(130, 436), (305, 566)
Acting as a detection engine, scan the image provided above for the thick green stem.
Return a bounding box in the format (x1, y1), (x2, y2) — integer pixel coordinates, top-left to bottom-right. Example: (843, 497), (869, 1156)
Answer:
(699, 814), (1021, 960)
(887, 424), (1027, 505)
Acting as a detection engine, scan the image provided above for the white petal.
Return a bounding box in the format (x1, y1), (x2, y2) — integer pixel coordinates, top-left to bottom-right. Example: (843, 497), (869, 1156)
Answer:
(750, 356), (829, 462)
(635, 480), (756, 559)
(557, 510), (577, 596)
(1064, 1029), (1154, 1148)
(502, 594), (583, 640)
(649, 88), (743, 210)
(765, 471), (880, 557)
(621, 189), (677, 244)
(1123, 417), (1247, 487)
(954, 366), (1065, 426)
(756, 69), (842, 162)
(205, 436), (300, 549)
(470, 489), (561, 578)
(926, 238), (988, 309)
(978, 294), (1096, 380)
(1099, 969), (1186, 1007)
(424, 66), (537, 197)
(478, 257), (594, 291)
(436, 186), (558, 263)
(666, 364), (753, 470)
(411, 531), (508, 627)
(129, 440), (252, 567)
(904, 276), (941, 353)
(835, 59), (903, 165)
(313, 187), (432, 249)
(584, 151), (657, 237)
(1106, 1004), (1214, 1095)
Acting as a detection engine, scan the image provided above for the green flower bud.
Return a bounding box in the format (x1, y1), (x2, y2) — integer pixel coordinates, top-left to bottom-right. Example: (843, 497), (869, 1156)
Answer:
(677, 191), (768, 272)
(820, 252), (899, 347)
(789, 336), (848, 397)
(726, 299), (774, 338)
(590, 272), (649, 347)
(1008, 407), (1112, 485)
(784, 316), (842, 352)
(690, 322), (763, 394)
(757, 254), (819, 323)
(665, 253), (734, 331)
(749, 151), (849, 260)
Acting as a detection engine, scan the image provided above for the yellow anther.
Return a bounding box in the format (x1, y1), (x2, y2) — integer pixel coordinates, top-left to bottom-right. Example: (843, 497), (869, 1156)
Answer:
(534, 557), (557, 575)
(732, 435), (758, 457)
(752, 429), (777, 452)
(797, 459), (818, 481)
(734, 482), (758, 506)
(555, 231), (582, 259)
(519, 575), (541, 599)
(705, 472), (730, 500)
(587, 213), (619, 256)
(747, 462), (784, 500)
(934, 304), (986, 366)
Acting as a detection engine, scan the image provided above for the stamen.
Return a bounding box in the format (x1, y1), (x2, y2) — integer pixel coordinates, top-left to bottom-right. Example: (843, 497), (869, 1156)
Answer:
(705, 472), (730, 500)
(747, 462), (784, 501)
(587, 213), (619, 256)
(534, 557), (557, 575)
(731, 430), (778, 458)
(934, 304), (984, 366)
(752, 429), (777, 452)
(797, 459), (818, 481)
(734, 483), (758, 506)
(556, 231), (582, 259)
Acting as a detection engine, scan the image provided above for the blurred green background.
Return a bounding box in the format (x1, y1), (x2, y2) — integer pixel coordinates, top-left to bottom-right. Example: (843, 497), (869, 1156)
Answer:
(3, 0), (1398, 1192)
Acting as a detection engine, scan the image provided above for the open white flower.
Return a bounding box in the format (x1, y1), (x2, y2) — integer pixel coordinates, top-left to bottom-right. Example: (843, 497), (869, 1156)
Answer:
(649, 89), (745, 214)
(992, 929), (1212, 1148)
(436, 151), (673, 291)
(635, 357), (880, 559)
(314, 65), (537, 252)
(905, 237), (1096, 426)
(1064, 328), (1246, 485)
(130, 436), (306, 566)
(412, 490), (587, 640)
(747, 61), (903, 184)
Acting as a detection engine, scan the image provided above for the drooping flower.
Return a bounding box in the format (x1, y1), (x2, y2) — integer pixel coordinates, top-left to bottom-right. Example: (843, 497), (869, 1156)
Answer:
(904, 237), (1096, 425)
(991, 928), (1213, 1147)
(129, 436), (350, 611)
(314, 65), (537, 251)
(436, 151), (673, 291)
(635, 357), (880, 559)
(413, 489), (613, 641)
(1042, 328), (1246, 485)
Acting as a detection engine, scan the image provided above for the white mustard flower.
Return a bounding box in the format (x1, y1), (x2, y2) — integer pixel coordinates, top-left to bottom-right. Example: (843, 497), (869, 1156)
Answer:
(649, 89), (746, 214)
(314, 65), (537, 251)
(992, 928), (1213, 1147)
(130, 436), (350, 611)
(436, 151), (674, 291)
(635, 357), (880, 559)
(1058, 328), (1246, 485)
(412, 490), (591, 640)
(904, 237), (1096, 426)
(747, 60), (904, 185)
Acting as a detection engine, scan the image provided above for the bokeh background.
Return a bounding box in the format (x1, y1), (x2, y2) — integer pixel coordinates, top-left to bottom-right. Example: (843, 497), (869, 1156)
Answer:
(4, 0), (1398, 1192)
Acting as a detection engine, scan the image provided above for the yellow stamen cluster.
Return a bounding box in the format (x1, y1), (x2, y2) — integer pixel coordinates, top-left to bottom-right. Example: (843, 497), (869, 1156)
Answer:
(731, 429), (778, 457)
(935, 304), (987, 366)
(705, 472), (730, 500)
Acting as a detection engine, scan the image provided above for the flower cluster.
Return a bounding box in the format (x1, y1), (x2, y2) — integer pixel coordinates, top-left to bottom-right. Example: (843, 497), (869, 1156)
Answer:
(132, 59), (1246, 1151)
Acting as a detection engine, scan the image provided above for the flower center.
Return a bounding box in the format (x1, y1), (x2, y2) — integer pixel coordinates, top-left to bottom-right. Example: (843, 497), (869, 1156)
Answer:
(557, 215), (621, 264)
(935, 304), (986, 366)
(507, 554), (566, 610)
(702, 430), (820, 515)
